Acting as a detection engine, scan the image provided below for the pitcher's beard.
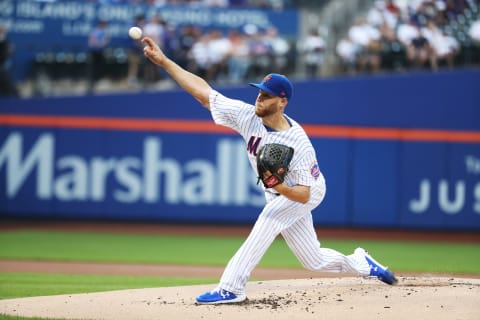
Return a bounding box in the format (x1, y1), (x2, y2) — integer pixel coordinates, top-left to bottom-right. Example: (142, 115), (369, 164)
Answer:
(255, 105), (276, 118)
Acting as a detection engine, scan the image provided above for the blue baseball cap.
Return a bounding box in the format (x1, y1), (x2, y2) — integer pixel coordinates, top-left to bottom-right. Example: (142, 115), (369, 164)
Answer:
(249, 73), (293, 101)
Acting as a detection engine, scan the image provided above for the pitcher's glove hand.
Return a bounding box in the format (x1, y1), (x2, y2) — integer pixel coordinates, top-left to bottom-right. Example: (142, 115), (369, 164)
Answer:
(256, 143), (294, 188)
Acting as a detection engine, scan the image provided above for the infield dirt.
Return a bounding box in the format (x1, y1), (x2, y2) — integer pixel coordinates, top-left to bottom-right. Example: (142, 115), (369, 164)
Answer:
(1, 276), (479, 320)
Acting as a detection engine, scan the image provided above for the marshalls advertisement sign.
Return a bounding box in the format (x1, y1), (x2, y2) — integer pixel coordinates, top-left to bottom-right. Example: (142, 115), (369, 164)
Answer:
(1, 71), (479, 229)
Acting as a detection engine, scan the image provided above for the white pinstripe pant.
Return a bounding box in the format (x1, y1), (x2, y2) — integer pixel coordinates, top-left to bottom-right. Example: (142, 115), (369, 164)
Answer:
(219, 179), (370, 295)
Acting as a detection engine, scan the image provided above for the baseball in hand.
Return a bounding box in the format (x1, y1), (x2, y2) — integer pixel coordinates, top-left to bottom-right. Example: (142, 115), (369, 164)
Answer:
(128, 26), (143, 40)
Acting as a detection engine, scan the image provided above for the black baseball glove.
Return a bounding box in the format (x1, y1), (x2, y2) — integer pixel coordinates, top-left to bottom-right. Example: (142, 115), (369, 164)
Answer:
(256, 143), (294, 188)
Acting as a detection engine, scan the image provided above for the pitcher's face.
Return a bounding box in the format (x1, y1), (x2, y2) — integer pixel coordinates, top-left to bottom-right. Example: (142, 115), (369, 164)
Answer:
(254, 90), (285, 117)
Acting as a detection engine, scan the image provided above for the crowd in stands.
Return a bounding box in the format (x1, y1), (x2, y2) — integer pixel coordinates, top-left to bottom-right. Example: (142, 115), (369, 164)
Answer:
(2, 0), (480, 97)
(122, 0), (480, 89)
(336, 0), (480, 74)
(122, 15), (295, 89)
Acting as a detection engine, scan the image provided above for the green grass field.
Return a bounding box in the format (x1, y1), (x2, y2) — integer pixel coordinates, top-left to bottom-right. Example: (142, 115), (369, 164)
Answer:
(1, 229), (479, 303)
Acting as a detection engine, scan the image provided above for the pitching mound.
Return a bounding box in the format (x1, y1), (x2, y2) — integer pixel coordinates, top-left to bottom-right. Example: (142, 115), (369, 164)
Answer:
(1, 276), (479, 320)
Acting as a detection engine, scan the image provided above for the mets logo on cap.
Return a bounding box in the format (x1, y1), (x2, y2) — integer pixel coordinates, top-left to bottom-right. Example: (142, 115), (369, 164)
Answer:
(249, 73), (293, 101)
(263, 74), (286, 97)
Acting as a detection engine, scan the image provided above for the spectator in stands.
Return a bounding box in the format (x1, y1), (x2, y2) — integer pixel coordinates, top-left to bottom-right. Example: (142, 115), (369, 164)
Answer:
(397, 18), (419, 48)
(0, 25), (19, 97)
(363, 1), (405, 71)
(432, 0), (449, 26)
(87, 19), (110, 93)
(143, 14), (167, 85)
(407, 24), (436, 70)
(226, 29), (251, 83)
(298, 28), (325, 78)
(469, 19), (480, 43)
(367, 0), (400, 30)
(206, 29), (231, 81)
(385, 0), (401, 16)
(443, 0), (471, 21)
(247, 25), (273, 78)
(188, 32), (211, 79)
(127, 15), (146, 88)
(264, 27), (290, 74)
(378, 20), (405, 71)
(410, 1), (437, 27)
(348, 17), (382, 73)
(336, 34), (358, 74)
(468, 18), (480, 64)
(367, 0), (387, 28)
(172, 25), (199, 70)
(422, 20), (459, 69)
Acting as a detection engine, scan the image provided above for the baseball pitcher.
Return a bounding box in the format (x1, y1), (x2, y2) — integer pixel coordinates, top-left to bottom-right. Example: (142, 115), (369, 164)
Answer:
(142, 36), (397, 305)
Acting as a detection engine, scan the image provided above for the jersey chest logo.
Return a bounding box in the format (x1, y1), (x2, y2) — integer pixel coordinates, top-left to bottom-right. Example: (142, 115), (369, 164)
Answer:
(247, 136), (262, 156)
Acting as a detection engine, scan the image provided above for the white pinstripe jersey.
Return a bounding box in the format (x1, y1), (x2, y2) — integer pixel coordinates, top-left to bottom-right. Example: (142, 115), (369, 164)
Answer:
(209, 90), (324, 189)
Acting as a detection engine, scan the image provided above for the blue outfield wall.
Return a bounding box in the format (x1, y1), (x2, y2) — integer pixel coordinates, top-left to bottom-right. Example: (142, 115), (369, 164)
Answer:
(1, 70), (480, 230)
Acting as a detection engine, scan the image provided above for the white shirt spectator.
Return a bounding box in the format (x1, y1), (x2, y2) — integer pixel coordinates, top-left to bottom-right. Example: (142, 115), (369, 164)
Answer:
(348, 19), (381, 48)
(397, 21), (419, 46)
(143, 15), (165, 47)
(336, 36), (358, 64)
(265, 27), (290, 57)
(369, 0), (401, 30)
(190, 36), (210, 69)
(300, 31), (326, 66)
(208, 31), (231, 65)
(469, 20), (480, 43)
(422, 23), (457, 57)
